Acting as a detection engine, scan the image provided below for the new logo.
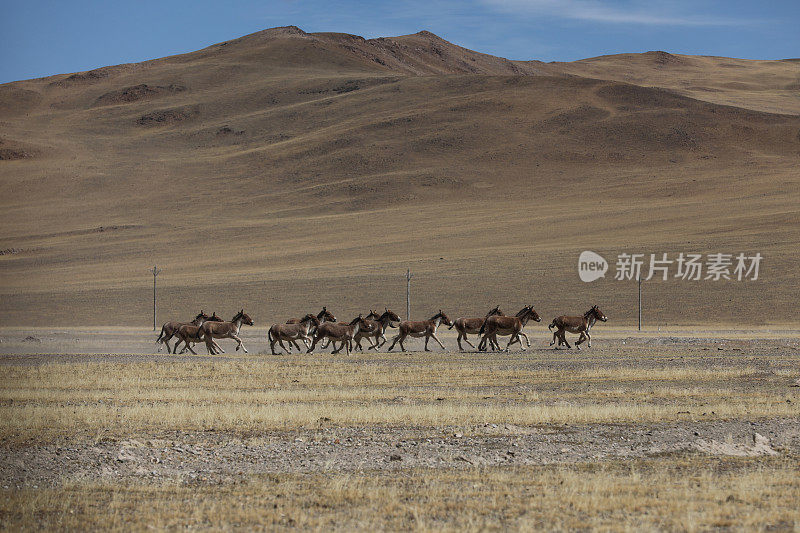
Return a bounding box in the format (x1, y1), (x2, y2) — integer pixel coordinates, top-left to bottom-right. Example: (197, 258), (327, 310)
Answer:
(578, 251), (608, 282)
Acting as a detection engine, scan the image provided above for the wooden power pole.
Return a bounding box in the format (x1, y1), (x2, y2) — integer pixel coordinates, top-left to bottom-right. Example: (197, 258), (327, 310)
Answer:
(406, 268), (413, 320)
(149, 265), (161, 331)
(638, 274), (642, 332)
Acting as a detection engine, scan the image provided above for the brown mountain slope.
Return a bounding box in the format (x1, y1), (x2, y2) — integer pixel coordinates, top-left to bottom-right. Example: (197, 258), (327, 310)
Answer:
(0, 28), (798, 327)
(556, 51), (800, 115)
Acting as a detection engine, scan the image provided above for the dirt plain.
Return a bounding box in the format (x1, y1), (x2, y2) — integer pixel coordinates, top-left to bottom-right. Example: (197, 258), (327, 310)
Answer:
(1, 329), (799, 529)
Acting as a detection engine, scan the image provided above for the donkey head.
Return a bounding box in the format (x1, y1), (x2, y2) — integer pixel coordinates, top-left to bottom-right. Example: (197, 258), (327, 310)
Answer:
(301, 313), (320, 326)
(209, 312), (224, 322)
(432, 309), (453, 327)
(318, 307), (336, 323)
(517, 305), (541, 322)
(381, 308), (401, 324)
(365, 309), (380, 320)
(233, 309), (254, 326)
(587, 305), (607, 322)
(486, 305), (504, 317)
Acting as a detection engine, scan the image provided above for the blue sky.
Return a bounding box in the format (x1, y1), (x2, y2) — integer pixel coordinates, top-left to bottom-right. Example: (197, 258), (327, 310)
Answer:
(1, 0), (798, 84)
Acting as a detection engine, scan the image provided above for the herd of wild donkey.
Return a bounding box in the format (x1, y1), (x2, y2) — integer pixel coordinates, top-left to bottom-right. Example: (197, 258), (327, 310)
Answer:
(155, 305), (608, 356)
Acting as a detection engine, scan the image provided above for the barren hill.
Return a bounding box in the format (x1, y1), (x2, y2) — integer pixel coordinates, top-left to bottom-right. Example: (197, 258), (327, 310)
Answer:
(0, 27), (798, 327)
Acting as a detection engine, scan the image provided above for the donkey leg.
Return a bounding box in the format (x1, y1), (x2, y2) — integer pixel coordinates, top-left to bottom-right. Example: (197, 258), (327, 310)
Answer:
(387, 335), (400, 351)
(231, 334), (247, 353)
(432, 334), (446, 350)
(516, 332), (529, 349)
(307, 335), (321, 354)
(424, 336), (431, 351)
(519, 332), (530, 348)
(491, 334), (501, 351)
(575, 332), (587, 350)
(462, 334), (476, 349)
(585, 331), (592, 348)
(205, 339), (217, 355)
(506, 335), (519, 351)
(185, 342), (198, 355)
(561, 333), (572, 349)
(371, 335), (385, 350)
(270, 339), (278, 355)
(379, 333), (389, 348)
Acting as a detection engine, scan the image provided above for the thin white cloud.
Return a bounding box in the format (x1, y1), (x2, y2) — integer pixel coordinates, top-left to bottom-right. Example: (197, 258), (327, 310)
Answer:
(480, 0), (749, 26)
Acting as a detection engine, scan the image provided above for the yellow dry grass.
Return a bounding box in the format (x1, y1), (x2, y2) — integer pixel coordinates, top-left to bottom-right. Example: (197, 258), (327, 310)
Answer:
(2, 353), (798, 440)
(2, 457), (798, 531)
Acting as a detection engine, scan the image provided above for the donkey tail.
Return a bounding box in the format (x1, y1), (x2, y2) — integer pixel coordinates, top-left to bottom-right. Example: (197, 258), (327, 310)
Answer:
(155, 326), (166, 343)
(267, 328), (274, 343)
(548, 320), (556, 330)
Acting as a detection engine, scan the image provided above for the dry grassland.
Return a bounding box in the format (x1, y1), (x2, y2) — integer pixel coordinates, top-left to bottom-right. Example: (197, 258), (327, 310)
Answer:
(2, 337), (800, 530)
(2, 351), (799, 440)
(2, 458), (799, 531)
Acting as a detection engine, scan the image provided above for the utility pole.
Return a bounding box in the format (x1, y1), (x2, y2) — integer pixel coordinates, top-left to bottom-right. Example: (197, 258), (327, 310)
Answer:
(406, 268), (413, 320)
(149, 265), (161, 331)
(637, 274), (642, 332)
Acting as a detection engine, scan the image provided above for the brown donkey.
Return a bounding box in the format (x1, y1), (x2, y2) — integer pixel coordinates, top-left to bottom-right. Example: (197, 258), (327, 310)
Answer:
(548, 305), (607, 349)
(306, 315), (365, 356)
(268, 314), (320, 355)
(289, 307), (336, 350)
(155, 311), (209, 353)
(353, 308), (401, 351)
(387, 310), (453, 352)
(478, 305), (541, 352)
(173, 312), (225, 355)
(200, 309), (254, 354)
(449, 305), (504, 351)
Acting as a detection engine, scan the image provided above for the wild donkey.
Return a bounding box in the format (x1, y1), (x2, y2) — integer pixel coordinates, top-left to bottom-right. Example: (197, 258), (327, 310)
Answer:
(387, 310), (453, 352)
(306, 315), (365, 356)
(200, 309), (254, 354)
(449, 305), (504, 351)
(173, 312), (225, 355)
(155, 311), (209, 353)
(353, 308), (401, 351)
(549, 305), (607, 349)
(268, 314), (320, 354)
(478, 305), (541, 352)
